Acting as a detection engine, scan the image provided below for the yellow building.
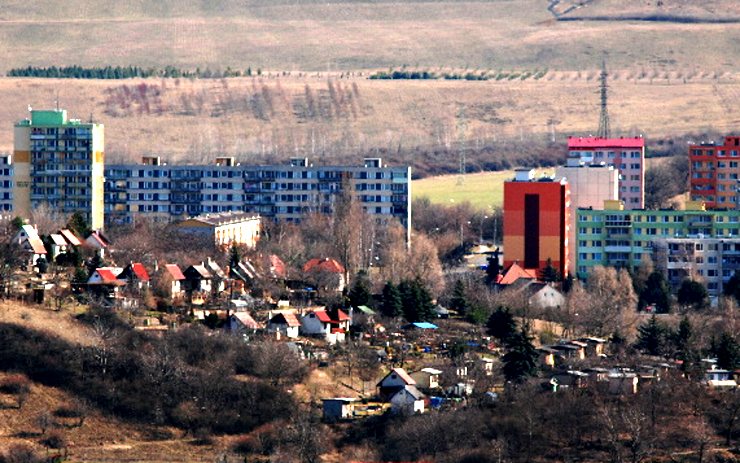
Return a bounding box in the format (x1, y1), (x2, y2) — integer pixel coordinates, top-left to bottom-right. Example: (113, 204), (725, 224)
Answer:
(175, 211), (261, 248)
(14, 109), (105, 230)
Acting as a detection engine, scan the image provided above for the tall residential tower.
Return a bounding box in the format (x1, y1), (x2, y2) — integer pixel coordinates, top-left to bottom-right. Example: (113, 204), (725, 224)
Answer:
(13, 109), (105, 229)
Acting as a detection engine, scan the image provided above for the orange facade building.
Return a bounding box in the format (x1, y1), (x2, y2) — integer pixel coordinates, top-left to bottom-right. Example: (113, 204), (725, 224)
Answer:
(503, 170), (570, 278)
(689, 136), (740, 209)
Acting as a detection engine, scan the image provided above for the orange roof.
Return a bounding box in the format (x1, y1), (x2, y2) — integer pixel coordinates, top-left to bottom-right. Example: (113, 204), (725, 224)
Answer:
(498, 263), (538, 285)
(94, 268), (123, 284)
(60, 229), (82, 246)
(27, 237), (47, 255)
(165, 264), (186, 280)
(232, 312), (263, 330)
(303, 258), (345, 274)
(271, 312), (301, 327)
(131, 263), (150, 281)
(334, 309), (350, 322)
(313, 310), (332, 323)
(268, 254), (286, 278)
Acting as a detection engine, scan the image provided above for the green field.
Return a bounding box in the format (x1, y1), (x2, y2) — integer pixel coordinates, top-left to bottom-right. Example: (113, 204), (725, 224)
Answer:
(412, 169), (561, 210)
(412, 171), (511, 210)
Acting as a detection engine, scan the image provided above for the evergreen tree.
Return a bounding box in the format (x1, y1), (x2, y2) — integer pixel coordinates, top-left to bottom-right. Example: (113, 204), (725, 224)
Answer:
(502, 329), (539, 383)
(486, 306), (517, 344)
(449, 279), (469, 315)
(348, 270), (372, 308)
(381, 281), (403, 318)
(539, 258), (560, 283)
(399, 278), (435, 322)
(671, 316), (697, 372)
(67, 212), (91, 238)
(635, 315), (667, 356)
(677, 279), (708, 310)
(712, 333), (740, 371)
(639, 270), (671, 313)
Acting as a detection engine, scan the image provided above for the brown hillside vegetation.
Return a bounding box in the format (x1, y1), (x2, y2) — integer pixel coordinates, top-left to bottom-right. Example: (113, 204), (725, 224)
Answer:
(0, 74), (739, 173)
(0, 0), (739, 73)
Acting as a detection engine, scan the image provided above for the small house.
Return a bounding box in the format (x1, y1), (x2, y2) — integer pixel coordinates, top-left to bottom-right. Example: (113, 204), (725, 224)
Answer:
(163, 263), (186, 302)
(228, 312), (263, 333)
(525, 282), (565, 309)
(578, 337), (608, 357)
(549, 370), (589, 392)
(608, 371), (639, 395)
(48, 233), (69, 261)
(85, 230), (111, 258)
(301, 309), (332, 336)
(118, 262), (151, 290)
(410, 368), (442, 390)
(87, 267), (125, 299)
(183, 264), (213, 294)
(377, 367), (416, 400)
(389, 385), (425, 414)
(303, 257), (346, 292)
(267, 311), (301, 339)
(705, 367), (737, 388)
(14, 225), (47, 267)
(59, 229), (83, 248)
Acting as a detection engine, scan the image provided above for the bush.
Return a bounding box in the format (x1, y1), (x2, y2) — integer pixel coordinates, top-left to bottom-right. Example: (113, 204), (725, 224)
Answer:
(40, 431), (67, 450)
(0, 374), (30, 394)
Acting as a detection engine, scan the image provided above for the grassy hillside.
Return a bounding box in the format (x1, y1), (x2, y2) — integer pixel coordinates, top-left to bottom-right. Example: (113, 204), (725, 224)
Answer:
(0, 74), (737, 171)
(0, 0), (739, 73)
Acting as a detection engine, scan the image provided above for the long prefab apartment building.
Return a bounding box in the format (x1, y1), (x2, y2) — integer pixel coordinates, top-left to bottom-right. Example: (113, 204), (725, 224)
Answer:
(0, 108), (411, 232)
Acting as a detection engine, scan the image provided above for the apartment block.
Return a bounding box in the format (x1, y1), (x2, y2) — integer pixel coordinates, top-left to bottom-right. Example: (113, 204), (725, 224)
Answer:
(575, 200), (740, 297)
(567, 136), (645, 209)
(0, 154), (12, 212)
(652, 237), (740, 299)
(13, 109), (105, 230)
(503, 169), (570, 278)
(689, 135), (740, 209)
(105, 156), (411, 234)
(555, 162), (619, 276)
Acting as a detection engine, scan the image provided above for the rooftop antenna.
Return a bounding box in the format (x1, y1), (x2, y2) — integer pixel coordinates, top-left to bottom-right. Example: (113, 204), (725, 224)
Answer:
(55, 90), (60, 111)
(456, 105), (467, 186)
(597, 58), (611, 138)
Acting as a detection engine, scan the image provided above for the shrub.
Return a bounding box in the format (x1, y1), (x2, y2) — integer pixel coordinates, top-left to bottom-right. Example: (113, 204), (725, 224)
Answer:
(40, 431), (67, 450)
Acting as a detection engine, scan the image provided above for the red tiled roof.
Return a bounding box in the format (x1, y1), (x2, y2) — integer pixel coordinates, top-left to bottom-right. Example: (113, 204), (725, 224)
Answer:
(268, 254), (287, 279)
(303, 257), (345, 274)
(271, 312), (301, 327)
(498, 263), (538, 285)
(131, 263), (150, 281)
(60, 229), (82, 246)
(334, 309), (350, 322)
(567, 136), (645, 149)
(313, 310), (332, 323)
(233, 312), (262, 330)
(96, 268), (121, 283)
(27, 237), (47, 255)
(165, 264), (186, 280)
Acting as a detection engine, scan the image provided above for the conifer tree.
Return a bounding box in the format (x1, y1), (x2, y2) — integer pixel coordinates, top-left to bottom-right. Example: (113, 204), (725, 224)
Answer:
(381, 281), (403, 318)
(486, 306), (517, 344)
(502, 328), (539, 383)
(449, 279), (469, 315)
(635, 315), (667, 356)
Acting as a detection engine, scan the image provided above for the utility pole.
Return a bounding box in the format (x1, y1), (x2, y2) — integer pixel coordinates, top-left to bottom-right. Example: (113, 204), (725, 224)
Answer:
(597, 59), (611, 138)
(457, 105), (467, 186)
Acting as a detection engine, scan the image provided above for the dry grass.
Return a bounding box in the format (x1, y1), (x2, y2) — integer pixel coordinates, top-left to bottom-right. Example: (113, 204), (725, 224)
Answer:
(0, 74), (738, 167)
(0, 301), (96, 346)
(0, 0), (738, 73)
(0, 372), (231, 462)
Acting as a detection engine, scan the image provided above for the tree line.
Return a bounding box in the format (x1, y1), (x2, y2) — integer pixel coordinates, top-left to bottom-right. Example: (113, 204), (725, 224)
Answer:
(7, 65), (257, 79)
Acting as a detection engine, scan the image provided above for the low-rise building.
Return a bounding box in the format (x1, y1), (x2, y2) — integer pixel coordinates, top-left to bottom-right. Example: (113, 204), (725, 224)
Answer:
(174, 211), (261, 248)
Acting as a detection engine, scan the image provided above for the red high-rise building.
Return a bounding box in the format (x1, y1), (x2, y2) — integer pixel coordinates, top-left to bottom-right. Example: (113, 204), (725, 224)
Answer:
(503, 169), (570, 278)
(689, 136), (740, 209)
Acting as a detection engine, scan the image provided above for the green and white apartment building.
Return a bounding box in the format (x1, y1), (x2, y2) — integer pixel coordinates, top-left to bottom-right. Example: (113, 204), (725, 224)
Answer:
(576, 200), (740, 299)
